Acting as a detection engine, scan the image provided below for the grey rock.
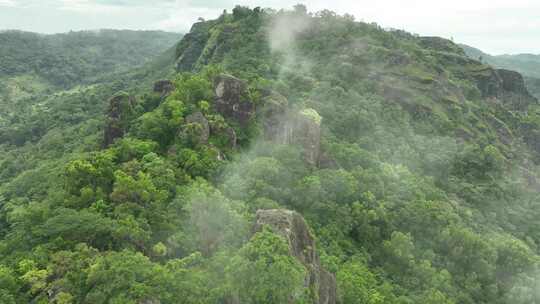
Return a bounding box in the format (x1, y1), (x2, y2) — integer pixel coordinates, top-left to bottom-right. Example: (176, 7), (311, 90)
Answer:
(294, 109), (322, 166)
(153, 80), (175, 97)
(213, 74), (255, 127)
(184, 111), (210, 145)
(253, 209), (336, 304)
(260, 92), (322, 166)
(261, 92), (291, 144)
(103, 93), (135, 148)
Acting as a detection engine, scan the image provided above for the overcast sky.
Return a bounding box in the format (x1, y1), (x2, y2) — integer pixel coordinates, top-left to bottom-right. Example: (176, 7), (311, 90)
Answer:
(0, 0), (538, 55)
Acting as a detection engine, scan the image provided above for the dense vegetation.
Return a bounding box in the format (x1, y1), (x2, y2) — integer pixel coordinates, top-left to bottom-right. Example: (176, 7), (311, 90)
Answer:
(0, 29), (181, 147)
(1, 5), (540, 304)
(0, 30), (180, 88)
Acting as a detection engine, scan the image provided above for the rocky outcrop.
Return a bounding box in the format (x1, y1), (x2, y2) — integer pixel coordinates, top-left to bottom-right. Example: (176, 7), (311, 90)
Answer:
(223, 126), (237, 149)
(420, 36), (466, 56)
(469, 67), (537, 110)
(182, 111), (210, 145)
(153, 80), (175, 97)
(253, 209), (336, 304)
(103, 93), (135, 147)
(261, 92), (290, 143)
(470, 67), (504, 98)
(213, 74), (255, 127)
(498, 69), (528, 94)
(260, 92), (322, 166)
(522, 122), (540, 157)
(176, 21), (213, 71)
(209, 124), (237, 149)
(294, 109), (322, 166)
(486, 114), (514, 145)
(318, 151), (339, 169)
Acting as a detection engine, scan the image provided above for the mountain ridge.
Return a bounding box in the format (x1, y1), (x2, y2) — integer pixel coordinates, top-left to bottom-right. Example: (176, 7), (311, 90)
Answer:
(1, 5), (540, 304)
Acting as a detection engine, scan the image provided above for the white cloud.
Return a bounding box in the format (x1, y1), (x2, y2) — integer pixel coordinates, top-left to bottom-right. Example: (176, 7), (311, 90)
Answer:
(0, 0), (17, 7)
(152, 1), (221, 31)
(0, 0), (538, 54)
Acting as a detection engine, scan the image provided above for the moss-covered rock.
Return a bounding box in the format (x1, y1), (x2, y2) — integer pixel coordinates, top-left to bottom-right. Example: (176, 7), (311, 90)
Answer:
(103, 92), (136, 147)
(213, 74), (255, 127)
(153, 80), (175, 98)
(253, 209), (336, 304)
(181, 111), (210, 145)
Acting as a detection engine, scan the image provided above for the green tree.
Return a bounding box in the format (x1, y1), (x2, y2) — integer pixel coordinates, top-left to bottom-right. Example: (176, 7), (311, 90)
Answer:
(84, 250), (167, 303)
(337, 258), (385, 304)
(229, 228), (307, 304)
(182, 180), (249, 256)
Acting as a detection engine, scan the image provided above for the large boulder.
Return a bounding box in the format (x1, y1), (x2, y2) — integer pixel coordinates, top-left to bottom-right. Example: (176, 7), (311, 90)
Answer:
(496, 69), (537, 110)
(470, 66), (504, 98)
(153, 80), (175, 97)
(294, 109), (322, 166)
(253, 209), (337, 304)
(213, 74), (255, 127)
(497, 69), (529, 94)
(260, 92), (322, 166)
(261, 92), (291, 144)
(103, 93), (135, 147)
(468, 67), (536, 111)
(182, 111), (210, 145)
(208, 116), (238, 150)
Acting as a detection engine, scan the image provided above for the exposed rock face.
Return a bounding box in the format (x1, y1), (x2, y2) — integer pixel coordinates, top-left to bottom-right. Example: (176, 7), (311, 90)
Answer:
(469, 67), (536, 110)
(318, 151), (339, 169)
(153, 80), (175, 97)
(222, 126), (237, 149)
(253, 209), (336, 304)
(261, 92), (290, 144)
(209, 121), (237, 149)
(470, 67), (504, 98)
(176, 21), (212, 71)
(294, 109), (322, 166)
(522, 123), (540, 156)
(262, 107), (322, 166)
(213, 74), (255, 127)
(260, 92), (322, 166)
(103, 93), (135, 147)
(498, 69), (528, 94)
(486, 114), (514, 145)
(183, 111), (210, 145)
(420, 36), (466, 55)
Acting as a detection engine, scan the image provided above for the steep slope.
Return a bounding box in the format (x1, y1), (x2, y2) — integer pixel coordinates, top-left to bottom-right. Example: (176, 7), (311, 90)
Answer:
(461, 44), (540, 98)
(173, 7), (540, 303)
(1, 6), (540, 304)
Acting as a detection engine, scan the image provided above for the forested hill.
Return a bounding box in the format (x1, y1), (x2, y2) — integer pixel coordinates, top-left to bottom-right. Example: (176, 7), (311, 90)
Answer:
(2, 5), (540, 304)
(460, 44), (540, 98)
(0, 29), (181, 89)
(0, 29), (181, 146)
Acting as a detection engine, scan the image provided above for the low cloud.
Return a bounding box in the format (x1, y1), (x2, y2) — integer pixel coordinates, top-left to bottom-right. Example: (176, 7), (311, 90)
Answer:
(0, 0), (16, 7)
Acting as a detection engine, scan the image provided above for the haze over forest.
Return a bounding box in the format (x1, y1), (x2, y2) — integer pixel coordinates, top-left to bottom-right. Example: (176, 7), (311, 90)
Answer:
(1, 2), (540, 304)
(1, 0), (540, 54)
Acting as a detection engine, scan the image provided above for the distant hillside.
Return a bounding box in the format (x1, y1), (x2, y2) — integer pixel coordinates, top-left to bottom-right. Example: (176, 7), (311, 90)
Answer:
(0, 29), (181, 90)
(461, 44), (540, 98)
(0, 29), (182, 145)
